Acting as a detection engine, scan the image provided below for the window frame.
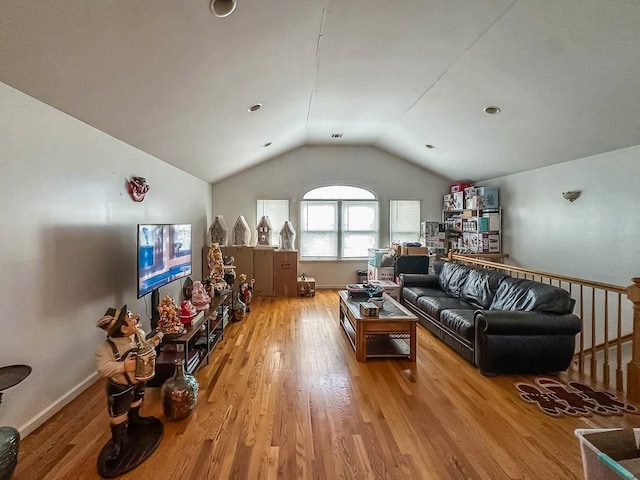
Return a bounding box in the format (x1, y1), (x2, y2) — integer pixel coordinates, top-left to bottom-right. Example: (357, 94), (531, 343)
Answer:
(300, 186), (379, 260)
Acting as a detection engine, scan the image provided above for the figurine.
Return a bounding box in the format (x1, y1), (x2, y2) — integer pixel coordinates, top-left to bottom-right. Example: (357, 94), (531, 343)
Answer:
(256, 215), (273, 246)
(95, 306), (164, 463)
(238, 273), (255, 312)
(279, 221), (296, 251)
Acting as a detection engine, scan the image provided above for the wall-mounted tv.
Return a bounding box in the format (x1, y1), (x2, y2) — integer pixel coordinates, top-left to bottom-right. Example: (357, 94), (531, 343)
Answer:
(137, 224), (192, 298)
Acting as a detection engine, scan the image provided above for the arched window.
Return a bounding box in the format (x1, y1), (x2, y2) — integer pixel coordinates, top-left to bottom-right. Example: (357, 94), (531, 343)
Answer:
(300, 185), (379, 259)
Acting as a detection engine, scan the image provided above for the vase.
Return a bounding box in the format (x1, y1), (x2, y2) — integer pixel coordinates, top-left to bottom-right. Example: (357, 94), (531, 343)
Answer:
(232, 293), (246, 322)
(0, 427), (19, 480)
(161, 359), (199, 421)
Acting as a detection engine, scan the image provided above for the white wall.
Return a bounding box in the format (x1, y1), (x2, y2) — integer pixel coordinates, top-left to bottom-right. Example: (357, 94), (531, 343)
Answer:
(0, 83), (212, 434)
(483, 145), (640, 286)
(210, 145), (450, 287)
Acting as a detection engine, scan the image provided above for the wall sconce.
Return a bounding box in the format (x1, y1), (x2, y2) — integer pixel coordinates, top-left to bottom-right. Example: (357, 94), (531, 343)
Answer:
(562, 191), (581, 202)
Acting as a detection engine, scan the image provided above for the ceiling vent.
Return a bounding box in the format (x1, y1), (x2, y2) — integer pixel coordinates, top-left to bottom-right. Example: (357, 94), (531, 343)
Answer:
(331, 133), (343, 138)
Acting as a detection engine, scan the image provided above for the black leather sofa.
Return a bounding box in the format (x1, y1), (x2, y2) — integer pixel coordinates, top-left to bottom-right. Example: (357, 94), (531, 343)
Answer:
(399, 261), (582, 375)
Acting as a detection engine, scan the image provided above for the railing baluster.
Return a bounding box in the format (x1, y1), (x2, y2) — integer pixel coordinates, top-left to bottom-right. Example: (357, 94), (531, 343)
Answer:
(616, 293), (623, 391)
(591, 288), (597, 379)
(603, 292), (610, 388)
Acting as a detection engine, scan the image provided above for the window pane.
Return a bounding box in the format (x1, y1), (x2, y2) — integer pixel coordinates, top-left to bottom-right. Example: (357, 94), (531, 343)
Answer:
(300, 232), (337, 257)
(390, 200), (420, 244)
(343, 233), (376, 258)
(302, 202), (337, 230)
(304, 185), (375, 200)
(343, 201), (378, 231)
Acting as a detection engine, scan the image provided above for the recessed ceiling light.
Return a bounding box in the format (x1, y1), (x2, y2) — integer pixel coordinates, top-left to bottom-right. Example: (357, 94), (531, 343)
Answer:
(331, 133), (343, 138)
(248, 103), (262, 113)
(210, 0), (237, 18)
(425, 144), (435, 149)
(263, 142), (272, 147)
(484, 106), (501, 115)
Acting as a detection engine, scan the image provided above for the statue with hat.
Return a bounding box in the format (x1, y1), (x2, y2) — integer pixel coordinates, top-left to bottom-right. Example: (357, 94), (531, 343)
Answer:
(94, 305), (164, 476)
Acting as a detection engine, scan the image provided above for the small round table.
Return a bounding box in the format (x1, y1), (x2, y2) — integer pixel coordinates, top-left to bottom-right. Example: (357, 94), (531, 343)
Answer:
(0, 365), (32, 480)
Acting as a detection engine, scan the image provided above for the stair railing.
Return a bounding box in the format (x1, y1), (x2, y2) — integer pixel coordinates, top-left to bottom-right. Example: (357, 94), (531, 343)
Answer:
(447, 253), (637, 399)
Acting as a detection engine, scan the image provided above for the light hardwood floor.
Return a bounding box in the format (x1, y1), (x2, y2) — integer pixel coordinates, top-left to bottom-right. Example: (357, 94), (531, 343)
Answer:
(14, 290), (640, 479)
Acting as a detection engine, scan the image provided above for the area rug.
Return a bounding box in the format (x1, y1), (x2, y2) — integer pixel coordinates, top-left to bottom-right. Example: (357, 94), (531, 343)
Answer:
(515, 377), (639, 418)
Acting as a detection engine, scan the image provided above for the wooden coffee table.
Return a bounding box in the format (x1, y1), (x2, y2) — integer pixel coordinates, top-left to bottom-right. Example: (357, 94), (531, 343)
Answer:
(338, 290), (417, 362)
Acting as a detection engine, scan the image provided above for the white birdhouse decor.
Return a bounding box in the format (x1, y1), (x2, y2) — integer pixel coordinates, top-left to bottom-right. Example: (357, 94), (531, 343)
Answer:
(256, 216), (273, 246)
(209, 215), (228, 246)
(232, 215), (251, 246)
(279, 221), (296, 251)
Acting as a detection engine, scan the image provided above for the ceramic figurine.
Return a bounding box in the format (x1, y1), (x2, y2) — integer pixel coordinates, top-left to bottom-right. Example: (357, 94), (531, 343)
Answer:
(279, 221), (296, 251)
(256, 215), (273, 246)
(232, 215), (251, 246)
(209, 215), (228, 246)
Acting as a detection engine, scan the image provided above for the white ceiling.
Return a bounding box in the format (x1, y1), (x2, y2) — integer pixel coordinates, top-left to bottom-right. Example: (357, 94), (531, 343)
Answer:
(2, 0), (639, 184)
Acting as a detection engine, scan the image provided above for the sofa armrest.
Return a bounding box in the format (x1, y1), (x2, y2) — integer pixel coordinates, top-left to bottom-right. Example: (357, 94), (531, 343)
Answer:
(475, 310), (582, 336)
(398, 273), (440, 290)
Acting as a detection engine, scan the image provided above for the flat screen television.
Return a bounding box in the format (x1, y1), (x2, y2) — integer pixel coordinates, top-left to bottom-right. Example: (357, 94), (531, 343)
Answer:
(137, 224), (192, 299)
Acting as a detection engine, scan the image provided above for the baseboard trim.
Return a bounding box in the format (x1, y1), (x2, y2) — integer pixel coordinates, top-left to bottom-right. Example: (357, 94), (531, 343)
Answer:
(18, 371), (99, 437)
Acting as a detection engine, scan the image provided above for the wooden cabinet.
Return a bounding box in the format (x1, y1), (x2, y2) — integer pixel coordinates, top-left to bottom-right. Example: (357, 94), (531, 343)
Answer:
(221, 246), (254, 280)
(274, 250), (298, 297)
(253, 247), (274, 296)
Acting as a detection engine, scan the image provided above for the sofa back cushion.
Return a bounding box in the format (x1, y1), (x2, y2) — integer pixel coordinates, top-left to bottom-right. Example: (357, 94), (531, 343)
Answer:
(459, 269), (509, 309)
(438, 262), (473, 298)
(489, 277), (576, 314)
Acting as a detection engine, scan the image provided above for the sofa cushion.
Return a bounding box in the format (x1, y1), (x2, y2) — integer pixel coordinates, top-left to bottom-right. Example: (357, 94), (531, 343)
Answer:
(438, 262), (473, 298)
(416, 295), (474, 322)
(489, 277), (576, 314)
(402, 287), (450, 307)
(439, 309), (476, 344)
(459, 269), (509, 309)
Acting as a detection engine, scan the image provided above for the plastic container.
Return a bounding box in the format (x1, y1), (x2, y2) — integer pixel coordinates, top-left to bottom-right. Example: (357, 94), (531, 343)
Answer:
(575, 428), (640, 480)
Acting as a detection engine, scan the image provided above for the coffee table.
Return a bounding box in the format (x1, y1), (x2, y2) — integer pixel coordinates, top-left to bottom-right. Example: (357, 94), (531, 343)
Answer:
(338, 290), (417, 362)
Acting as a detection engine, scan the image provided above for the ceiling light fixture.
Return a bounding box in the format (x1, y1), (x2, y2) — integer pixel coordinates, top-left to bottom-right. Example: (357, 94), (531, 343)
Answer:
(263, 142), (272, 147)
(248, 103), (262, 113)
(484, 106), (501, 115)
(562, 191), (581, 202)
(210, 0), (237, 17)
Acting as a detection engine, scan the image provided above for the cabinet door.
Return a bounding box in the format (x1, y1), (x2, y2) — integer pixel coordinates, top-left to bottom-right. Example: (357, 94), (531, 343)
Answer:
(274, 250), (298, 297)
(253, 248), (274, 296)
(221, 246), (254, 280)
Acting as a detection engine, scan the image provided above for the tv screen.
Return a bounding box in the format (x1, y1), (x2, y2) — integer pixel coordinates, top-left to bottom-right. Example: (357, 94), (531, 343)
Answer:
(137, 224), (192, 298)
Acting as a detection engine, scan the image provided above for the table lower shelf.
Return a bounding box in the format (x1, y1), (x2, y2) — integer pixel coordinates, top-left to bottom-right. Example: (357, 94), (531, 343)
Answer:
(341, 317), (411, 359)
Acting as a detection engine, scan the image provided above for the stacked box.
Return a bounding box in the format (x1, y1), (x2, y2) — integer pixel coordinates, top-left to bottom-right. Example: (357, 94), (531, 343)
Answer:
(450, 182), (473, 193)
(452, 191), (464, 210)
(400, 246), (429, 256)
(476, 186), (499, 208)
(443, 194), (455, 211)
(368, 248), (395, 267)
(368, 264), (395, 281)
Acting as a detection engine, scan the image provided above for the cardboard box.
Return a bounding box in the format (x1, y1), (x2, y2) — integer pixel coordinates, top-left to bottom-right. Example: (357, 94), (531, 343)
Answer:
(400, 246), (429, 256)
(274, 250), (297, 297)
(452, 191), (464, 210)
(443, 194), (455, 211)
(450, 182), (473, 193)
(368, 248), (395, 267)
(575, 428), (640, 480)
(476, 186), (500, 208)
(253, 247), (274, 296)
(359, 302), (379, 317)
(368, 264), (395, 281)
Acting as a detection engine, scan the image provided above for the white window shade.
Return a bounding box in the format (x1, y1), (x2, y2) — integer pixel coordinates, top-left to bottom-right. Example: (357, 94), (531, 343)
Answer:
(390, 200), (421, 244)
(300, 201), (338, 258)
(342, 201), (378, 258)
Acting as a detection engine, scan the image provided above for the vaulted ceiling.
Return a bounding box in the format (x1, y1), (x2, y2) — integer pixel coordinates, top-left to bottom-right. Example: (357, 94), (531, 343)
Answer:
(2, 1), (639, 184)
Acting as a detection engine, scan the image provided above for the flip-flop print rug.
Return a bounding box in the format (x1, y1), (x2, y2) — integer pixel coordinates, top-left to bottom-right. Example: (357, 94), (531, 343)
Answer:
(515, 378), (639, 417)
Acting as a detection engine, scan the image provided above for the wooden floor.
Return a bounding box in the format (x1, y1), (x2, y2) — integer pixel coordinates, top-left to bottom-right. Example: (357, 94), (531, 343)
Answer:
(14, 290), (640, 480)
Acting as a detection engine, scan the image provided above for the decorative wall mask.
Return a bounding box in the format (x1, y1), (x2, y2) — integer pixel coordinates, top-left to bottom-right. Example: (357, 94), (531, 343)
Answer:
(128, 176), (150, 202)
